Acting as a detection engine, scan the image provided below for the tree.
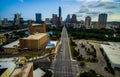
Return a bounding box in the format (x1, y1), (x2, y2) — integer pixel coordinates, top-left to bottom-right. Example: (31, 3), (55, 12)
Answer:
(79, 61), (85, 68)
(78, 69), (104, 77)
(4, 33), (9, 38)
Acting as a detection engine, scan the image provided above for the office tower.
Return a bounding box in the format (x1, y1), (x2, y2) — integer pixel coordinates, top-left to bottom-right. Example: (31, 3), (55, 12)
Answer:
(58, 6), (62, 26)
(85, 16), (91, 29)
(3, 18), (8, 24)
(36, 13), (42, 23)
(66, 14), (70, 23)
(28, 20), (33, 24)
(14, 13), (21, 26)
(70, 14), (77, 23)
(59, 6), (61, 20)
(3, 18), (8, 27)
(0, 17), (2, 26)
(45, 18), (50, 24)
(20, 17), (24, 25)
(98, 13), (107, 25)
(52, 14), (58, 26)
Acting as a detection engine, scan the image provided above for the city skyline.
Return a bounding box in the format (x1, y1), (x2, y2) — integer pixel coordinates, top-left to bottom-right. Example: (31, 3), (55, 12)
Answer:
(0, 0), (120, 21)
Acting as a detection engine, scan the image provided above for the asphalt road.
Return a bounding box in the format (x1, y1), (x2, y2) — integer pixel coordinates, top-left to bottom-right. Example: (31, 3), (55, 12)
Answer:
(51, 26), (78, 77)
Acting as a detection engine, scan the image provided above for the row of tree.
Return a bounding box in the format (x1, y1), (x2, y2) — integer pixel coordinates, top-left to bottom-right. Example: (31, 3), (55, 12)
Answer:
(67, 28), (120, 42)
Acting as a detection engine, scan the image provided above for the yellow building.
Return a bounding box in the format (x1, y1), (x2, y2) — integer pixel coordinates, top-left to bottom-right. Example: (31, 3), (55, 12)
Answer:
(29, 23), (46, 35)
(0, 35), (6, 45)
(19, 33), (49, 51)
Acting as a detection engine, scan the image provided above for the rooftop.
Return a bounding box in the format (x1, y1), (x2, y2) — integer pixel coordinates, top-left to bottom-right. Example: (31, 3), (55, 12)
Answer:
(10, 63), (33, 77)
(0, 57), (18, 62)
(101, 42), (120, 65)
(0, 62), (16, 76)
(33, 68), (45, 77)
(3, 40), (19, 48)
(0, 68), (7, 76)
(46, 41), (57, 49)
(32, 23), (42, 26)
(22, 33), (48, 40)
(0, 62), (16, 69)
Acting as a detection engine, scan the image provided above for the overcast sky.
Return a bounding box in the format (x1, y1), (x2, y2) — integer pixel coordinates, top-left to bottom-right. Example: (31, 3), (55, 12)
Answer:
(0, 0), (120, 21)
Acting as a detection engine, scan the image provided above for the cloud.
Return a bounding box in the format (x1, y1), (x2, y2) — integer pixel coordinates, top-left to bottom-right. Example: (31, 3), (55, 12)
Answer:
(86, 11), (100, 15)
(77, 8), (89, 13)
(107, 11), (114, 14)
(105, 4), (118, 9)
(62, 0), (120, 3)
(101, 0), (114, 2)
(75, 0), (115, 2)
(19, 0), (24, 3)
(76, 14), (83, 17)
(76, 0), (99, 2)
(76, 7), (100, 17)
(87, 2), (106, 8)
(81, 2), (118, 9)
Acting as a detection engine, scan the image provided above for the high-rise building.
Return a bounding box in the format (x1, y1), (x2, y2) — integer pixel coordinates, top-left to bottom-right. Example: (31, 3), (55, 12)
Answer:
(52, 14), (58, 26)
(28, 20), (34, 24)
(85, 16), (91, 29)
(70, 14), (77, 23)
(14, 13), (21, 26)
(98, 13), (107, 25)
(36, 13), (42, 23)
(66, 14), (70, 23)
(20, 17), (24, 25)
(0, 17), (2, 26)
(59, 6), (61, 20)
(45, 18), (50, 24)
(58, 6), (62, 26)
(3, 18), (8, 27)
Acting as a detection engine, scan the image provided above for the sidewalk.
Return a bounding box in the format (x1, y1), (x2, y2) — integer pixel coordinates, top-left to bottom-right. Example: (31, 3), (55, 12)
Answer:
(27, 53), (50, 62)
(67, 38), (76, 61)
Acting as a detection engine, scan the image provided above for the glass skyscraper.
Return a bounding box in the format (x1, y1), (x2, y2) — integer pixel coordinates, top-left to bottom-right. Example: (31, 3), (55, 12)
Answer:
(98, 13), (107, 25)
(59, 6), (61, 19)
(36, 13), (42, 23)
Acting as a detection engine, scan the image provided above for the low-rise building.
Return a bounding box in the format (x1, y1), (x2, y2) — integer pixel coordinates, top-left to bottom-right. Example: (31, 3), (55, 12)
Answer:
(100, 42), (120, 69)
(33, 68), (45, 77)
(0, 57), (33, 77)
(46, 41), (58, 53)
(0, 62), (16, 77)
(0, 57), (46, 77)
(46, 41), (58, 49)
(19, 33), (49, 51)
(10, 63), (33, 77)
(3, 40), (19, 54)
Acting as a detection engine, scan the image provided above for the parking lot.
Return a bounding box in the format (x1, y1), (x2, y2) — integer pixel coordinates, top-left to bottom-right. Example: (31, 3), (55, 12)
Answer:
(74, 40), (115, 77)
